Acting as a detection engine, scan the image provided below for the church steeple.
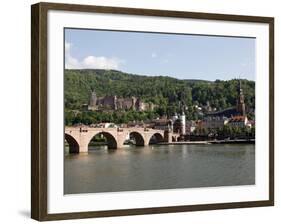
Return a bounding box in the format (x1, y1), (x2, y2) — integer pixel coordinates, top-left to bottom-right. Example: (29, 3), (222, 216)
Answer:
(236, 79), (246, 116)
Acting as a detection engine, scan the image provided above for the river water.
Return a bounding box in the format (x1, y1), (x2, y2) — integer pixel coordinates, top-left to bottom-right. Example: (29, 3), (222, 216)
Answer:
(64, 144), (255, 194)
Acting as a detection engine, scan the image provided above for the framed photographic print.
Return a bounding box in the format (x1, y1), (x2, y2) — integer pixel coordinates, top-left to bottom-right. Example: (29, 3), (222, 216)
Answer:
(31, 2), (274, 221)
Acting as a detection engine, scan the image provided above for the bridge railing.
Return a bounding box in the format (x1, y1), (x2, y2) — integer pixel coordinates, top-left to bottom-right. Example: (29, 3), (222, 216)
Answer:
(65, 126), (165, 133)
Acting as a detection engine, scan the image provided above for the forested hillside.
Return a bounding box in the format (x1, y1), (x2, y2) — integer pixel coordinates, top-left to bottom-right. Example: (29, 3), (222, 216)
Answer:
(64, 69), (255, 124)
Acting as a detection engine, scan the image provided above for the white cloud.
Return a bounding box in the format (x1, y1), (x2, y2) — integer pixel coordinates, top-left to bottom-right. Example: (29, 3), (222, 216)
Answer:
(82, 56), (122, 70)
(65, 42), (124, 70)
(151, 52), (157, 58)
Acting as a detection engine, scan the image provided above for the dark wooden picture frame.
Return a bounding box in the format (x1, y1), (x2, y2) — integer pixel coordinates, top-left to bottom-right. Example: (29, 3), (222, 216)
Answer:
(31, 2), (274, 221)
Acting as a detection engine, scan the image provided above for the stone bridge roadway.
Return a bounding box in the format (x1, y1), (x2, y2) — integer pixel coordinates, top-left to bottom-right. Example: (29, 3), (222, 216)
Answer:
(65, 126), (167, 153)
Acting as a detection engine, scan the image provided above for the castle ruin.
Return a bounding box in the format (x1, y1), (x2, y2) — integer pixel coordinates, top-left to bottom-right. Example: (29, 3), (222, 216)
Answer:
(88, 91), (154, 111)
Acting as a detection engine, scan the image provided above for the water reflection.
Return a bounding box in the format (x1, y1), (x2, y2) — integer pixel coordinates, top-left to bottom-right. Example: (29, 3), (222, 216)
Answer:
(64, 144), (255, 194)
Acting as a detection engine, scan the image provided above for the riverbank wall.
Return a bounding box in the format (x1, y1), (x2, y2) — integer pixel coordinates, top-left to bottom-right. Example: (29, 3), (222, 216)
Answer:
(158, 139), (255, 145)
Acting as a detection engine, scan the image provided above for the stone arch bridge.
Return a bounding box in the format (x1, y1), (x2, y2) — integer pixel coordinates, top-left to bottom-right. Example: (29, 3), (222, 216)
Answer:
(65, 126), (169, 153)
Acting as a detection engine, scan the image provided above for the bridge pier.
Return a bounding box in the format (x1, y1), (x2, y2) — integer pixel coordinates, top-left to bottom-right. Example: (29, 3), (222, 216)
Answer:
(79, 144), (88, 153)
(144, 139), (150, 146)
(167, 132), (173, 143)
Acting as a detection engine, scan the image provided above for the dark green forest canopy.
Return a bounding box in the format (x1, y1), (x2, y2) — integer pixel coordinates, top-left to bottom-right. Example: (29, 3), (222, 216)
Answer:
(64, 69), (255, 125)
(65, 69), (255, 110)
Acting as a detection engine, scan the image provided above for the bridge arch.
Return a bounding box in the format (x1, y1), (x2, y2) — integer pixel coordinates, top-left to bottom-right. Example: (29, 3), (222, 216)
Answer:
(88, 132), (118, 150)
(129, 131), (145, 146)
(149, 133), (164, 144)
(65, 133), (79, 153)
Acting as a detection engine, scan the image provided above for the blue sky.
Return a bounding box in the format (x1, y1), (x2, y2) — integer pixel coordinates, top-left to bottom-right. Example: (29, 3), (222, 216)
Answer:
(65, 28), (256, 81)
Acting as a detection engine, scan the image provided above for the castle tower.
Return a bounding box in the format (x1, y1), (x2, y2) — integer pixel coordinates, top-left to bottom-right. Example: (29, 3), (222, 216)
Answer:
(89, 91), (97, 107)
(236, 79), (246, 116)
(113, 95), (118, 110)
(131, 97), (137, 110)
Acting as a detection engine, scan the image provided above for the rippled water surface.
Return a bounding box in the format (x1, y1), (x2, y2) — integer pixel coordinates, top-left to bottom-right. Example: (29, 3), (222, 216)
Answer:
(64, 144), (255, 194)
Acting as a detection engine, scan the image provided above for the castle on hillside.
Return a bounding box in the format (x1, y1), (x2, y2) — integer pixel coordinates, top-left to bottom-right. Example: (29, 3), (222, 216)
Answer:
(87, 91), (155, 111)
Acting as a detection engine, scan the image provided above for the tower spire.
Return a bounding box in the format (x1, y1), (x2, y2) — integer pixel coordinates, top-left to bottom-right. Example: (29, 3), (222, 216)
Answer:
(236, 78), (245, 116)
(239, 78), (243, 94)
(239, 77), (241, 89)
